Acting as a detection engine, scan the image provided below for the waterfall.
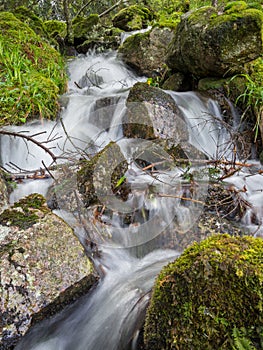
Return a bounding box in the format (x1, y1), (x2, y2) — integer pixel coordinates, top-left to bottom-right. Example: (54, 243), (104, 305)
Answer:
(0, 49), (262, 350)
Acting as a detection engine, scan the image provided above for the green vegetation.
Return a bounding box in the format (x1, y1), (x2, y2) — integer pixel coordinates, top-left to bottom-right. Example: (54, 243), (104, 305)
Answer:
(144, 234), (263, 349)
(0, 12), (67, 126)
(0, 193), (49, 229)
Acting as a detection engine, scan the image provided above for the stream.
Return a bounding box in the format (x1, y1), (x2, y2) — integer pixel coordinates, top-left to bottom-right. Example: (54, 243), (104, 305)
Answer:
(1, 50), (262, 350)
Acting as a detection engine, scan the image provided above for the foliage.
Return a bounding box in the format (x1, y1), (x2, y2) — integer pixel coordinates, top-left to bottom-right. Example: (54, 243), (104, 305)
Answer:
(230, 58), (263, 143)
(144, 234), (263, 349)
(232, 327), (258, 350)
(0, 12), (67, 126)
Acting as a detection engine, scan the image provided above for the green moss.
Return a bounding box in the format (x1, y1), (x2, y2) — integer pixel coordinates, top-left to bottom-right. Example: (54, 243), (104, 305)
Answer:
(0, 194), (49, 230)
(13, 193), (48, 211)
(77, 142), (128, 207)
(0, 12), (67, 126)
(144, 234), (263, 349)
(224, 1), (248, 13)
(72, 14), (99, 45)
(13, 6), (48, 37)
(112, 5), (154, 31)
(154, 11), (181, 29)
(44, 20), (66, 38)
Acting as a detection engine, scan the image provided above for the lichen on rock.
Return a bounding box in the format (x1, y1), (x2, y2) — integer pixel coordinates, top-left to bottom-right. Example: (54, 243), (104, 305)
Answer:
(0, 194), (93, 348)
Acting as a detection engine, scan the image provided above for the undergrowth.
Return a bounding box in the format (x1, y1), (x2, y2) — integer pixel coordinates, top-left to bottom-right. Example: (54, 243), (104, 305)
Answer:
(0, 12), (67, 126)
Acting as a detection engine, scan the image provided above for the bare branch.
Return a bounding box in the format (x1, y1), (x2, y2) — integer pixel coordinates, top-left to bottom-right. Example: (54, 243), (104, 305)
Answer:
(0, 129), (57, 162)
(99, 0), (123, 18)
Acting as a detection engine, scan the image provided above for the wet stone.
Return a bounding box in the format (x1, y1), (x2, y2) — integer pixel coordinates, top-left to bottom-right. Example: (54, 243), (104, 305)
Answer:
(0, 195), (93, 349)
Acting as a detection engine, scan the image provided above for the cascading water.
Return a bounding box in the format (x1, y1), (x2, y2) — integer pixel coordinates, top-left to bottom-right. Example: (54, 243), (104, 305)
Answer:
(1, 49), (262, 350)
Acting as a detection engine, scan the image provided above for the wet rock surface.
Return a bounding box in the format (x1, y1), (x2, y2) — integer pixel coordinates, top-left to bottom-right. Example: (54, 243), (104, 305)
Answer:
(0, 194), (93, 349)
(118, 27), (175, 77)
(123, 82), (187, 144)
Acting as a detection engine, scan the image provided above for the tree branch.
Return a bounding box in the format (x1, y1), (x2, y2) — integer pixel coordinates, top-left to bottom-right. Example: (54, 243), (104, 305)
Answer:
(0, 130), (57, 162)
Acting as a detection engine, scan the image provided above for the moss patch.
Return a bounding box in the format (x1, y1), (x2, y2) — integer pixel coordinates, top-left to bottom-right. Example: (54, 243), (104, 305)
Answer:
(0, 12), (66, 126)
(144, 234), (263, 349)
(0, 194), (49, 230)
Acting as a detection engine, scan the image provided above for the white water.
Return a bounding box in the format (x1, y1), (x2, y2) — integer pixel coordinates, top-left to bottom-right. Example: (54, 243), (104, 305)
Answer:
(0, 50), (262, 349)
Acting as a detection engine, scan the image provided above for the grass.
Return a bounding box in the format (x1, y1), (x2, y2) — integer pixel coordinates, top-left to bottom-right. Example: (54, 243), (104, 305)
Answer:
(0, 12), (67, 126)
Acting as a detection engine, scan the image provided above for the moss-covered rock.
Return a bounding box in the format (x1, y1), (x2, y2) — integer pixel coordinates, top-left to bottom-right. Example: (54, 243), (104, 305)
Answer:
(112, 5), (154, 31)
(72, 14), (100, 46)
(77, 142), (129, 208)
(166, 6), (263, 77)
(0, 194), (95, 348)
(76, 26), (122, 53)
(123, 82), (187, 143)
(118, 26), (175, 77)
(44, 19), (66, 38)
(0, 12), (67, 126)
(144, 234), (263, 349)
(13, 6), (48, 38)
(162, 72), (190, 91)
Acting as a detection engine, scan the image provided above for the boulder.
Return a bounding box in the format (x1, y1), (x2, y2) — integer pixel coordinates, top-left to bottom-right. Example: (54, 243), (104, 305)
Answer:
(118, 27), (175, 77)
(166, 5), (263, 77)
(72, 14), (99, 46)
(112, 5), (154, 31)
(0, 194), (95, 349)
(144, 234), (263, 349)
(123, 82), (188, 144)
(77, 142), (129, 209)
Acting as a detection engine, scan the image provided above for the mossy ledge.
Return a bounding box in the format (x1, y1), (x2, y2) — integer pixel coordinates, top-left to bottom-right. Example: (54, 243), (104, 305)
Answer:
(144, 234), (263, 349)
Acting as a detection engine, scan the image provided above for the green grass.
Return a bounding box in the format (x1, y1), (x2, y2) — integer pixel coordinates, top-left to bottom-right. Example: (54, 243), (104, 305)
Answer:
(0, 12), (67, 126)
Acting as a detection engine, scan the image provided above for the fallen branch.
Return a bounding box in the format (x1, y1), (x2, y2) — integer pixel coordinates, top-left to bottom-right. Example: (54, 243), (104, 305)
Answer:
(0, 129), (57, 162)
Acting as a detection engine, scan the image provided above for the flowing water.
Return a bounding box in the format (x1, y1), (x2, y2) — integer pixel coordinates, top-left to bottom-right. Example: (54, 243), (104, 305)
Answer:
(1, 50), (262, 349)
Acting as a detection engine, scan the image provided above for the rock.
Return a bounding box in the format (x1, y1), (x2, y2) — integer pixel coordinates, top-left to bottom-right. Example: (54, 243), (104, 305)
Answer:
(112, 5), (154, 31)
(76, 27), (122, 53)
(166, 5), (263, 77)
(118, 27), (175, 77)
(13, 6), (48, 38)
(77, 142), (130, 209)
(123, 82), (188, 144)
(162, 72), (190, 91)
(0, 194), (94, 349)
(72, 14), (99, 46)
(144, 234), (263, 349)
(0, 171), (9, 213)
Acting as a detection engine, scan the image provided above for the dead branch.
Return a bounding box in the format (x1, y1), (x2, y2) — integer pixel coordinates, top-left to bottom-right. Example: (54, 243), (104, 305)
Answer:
(99, 0), (123, 18)
(0, 129), (57, 162)
(76, 0), (95, 17)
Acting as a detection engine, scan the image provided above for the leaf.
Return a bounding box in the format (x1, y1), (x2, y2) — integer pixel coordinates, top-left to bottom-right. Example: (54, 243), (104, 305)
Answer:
(115, 175), (126, 188)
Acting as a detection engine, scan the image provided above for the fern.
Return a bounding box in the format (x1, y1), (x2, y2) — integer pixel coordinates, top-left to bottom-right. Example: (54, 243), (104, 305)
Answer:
(232, 327), (257, 350)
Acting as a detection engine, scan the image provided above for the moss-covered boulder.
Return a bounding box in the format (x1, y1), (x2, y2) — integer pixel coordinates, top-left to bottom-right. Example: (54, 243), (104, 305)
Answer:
(0, 12), (66, 126)
(144, 234), (263, 349)
(118, 27), (175, 77)
(0, 194), (96, 348)
(112, 5), (154, 31)
(13, 6), (48, 38)
(166, 5), (263, 77)
(76, 26), (122, 53)
(123, 82), (187, 143)
(77, 142), (129, 209)
(72, 14), (100, 46)
(44, 19), (66, 38)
